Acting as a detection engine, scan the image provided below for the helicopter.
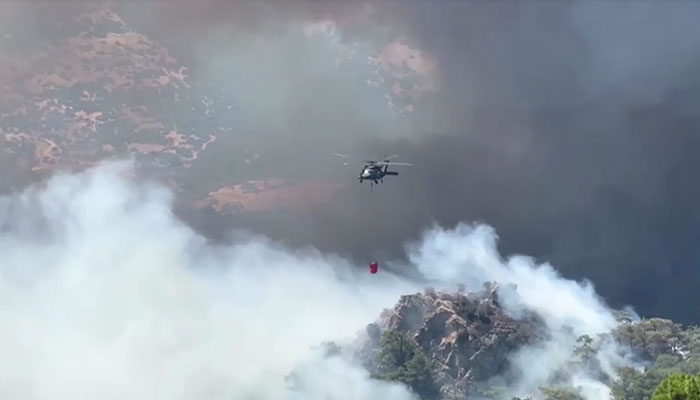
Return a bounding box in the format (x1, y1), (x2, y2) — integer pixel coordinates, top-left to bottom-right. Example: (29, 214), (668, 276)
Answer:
(333, 153), (413, 190)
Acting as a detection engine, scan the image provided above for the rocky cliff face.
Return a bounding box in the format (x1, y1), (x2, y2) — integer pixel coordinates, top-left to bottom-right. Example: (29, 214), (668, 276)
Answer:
(357, 284), (542, 399)
(349, 288), (700, 400)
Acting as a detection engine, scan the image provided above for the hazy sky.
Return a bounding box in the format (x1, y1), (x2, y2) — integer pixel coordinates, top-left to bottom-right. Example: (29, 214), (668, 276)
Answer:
(3, 0), (700, 323)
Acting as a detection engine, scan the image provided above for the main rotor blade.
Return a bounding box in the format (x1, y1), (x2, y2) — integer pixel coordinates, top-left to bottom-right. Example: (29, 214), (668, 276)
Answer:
(335, 152), (407, 165)
(333, 153), (359, 165)
(378, 161), (413, 166)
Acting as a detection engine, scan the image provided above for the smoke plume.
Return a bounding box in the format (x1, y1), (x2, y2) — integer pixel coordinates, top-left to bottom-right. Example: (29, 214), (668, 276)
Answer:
(0, 161), (423, 400)
(2, 0), (700, 323)
(0, 162), (639, 400)
(110, 0), (700, 324)
(405, 224), (637, 398)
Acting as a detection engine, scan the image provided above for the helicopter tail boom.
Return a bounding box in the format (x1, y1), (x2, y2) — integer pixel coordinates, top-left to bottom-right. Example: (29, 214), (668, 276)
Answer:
(384, 171), (398, 176)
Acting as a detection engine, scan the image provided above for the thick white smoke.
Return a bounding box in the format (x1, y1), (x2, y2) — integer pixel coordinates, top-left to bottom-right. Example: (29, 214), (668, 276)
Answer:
(0, 162), (632, 400)
(0, 161), (419, 400)
(405, 224), (635, 399)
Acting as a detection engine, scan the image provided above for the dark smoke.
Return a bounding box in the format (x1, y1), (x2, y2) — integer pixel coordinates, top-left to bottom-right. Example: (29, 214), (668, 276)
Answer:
(4, 0), (700, 323)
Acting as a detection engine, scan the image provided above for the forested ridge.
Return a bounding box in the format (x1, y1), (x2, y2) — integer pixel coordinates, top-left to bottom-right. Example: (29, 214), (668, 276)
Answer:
(362, 289), (700, 400)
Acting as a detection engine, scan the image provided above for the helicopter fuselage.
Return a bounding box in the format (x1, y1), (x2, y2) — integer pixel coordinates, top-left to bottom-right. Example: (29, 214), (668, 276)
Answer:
(332, 153), (411, 188)
(359, 164), (398, 183)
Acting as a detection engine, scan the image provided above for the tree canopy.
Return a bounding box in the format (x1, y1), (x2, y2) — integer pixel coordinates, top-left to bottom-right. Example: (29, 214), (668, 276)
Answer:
(650, 373), (700, 400)
(376, 330), (440, 399)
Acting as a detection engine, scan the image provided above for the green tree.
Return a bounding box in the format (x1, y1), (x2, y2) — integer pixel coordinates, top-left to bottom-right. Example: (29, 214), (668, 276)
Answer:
(611, 366), (668, 400)
(651, 373), (700, 400)
(615, 319), (684, 361)
(610, 352), (700, 400)
(378, 330), (419, 371)
(401, 351), (438, 397)
(682, 327), (700, 356)
(376, 330), (439, 399)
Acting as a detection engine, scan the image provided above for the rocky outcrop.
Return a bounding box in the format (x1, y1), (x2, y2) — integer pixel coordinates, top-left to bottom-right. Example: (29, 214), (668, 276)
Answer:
(358, 283), (542, 399)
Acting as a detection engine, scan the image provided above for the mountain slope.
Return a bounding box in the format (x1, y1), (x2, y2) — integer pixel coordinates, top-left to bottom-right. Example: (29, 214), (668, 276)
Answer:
(341, 286), (700, 400)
